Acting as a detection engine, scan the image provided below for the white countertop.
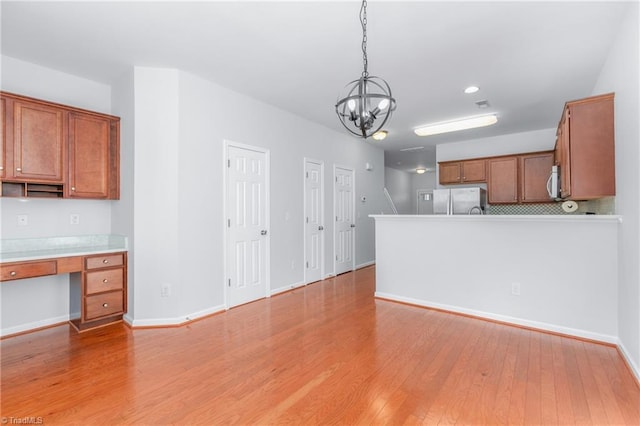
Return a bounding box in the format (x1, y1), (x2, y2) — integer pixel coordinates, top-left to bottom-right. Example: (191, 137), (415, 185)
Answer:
(369, 214), (622, 223)
(0, 235), (128, 263)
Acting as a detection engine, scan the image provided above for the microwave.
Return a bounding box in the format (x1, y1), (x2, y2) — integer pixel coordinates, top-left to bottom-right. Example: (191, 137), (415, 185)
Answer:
(547, 165), (561, 199)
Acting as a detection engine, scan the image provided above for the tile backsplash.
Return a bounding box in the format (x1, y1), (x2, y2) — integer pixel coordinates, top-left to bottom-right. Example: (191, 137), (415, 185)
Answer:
(487, 197), (615, 215)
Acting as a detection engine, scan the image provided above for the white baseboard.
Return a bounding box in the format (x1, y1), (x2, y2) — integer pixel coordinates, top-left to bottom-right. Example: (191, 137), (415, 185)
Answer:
(617, 339), (640, 383)
(1, 314), (70, 337)
(375, 291), (618, 345)
(356, 260), (375, 269)
(127, 304), (226, 328)
(271, 280), (305, 296)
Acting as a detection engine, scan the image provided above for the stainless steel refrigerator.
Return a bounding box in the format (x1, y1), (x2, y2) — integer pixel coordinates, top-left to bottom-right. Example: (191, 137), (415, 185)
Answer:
(433, 187), (486, 215)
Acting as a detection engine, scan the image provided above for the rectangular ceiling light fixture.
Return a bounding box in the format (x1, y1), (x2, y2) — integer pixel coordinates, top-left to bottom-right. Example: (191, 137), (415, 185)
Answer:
(414, 114), (498, 137)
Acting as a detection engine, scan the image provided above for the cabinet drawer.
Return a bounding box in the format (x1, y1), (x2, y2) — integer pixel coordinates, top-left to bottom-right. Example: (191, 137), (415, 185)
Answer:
(85, 253), (124, 270)
(1, 260), (57, 281)
(85, 291), (123, 321)
(86, 268), (124, 295)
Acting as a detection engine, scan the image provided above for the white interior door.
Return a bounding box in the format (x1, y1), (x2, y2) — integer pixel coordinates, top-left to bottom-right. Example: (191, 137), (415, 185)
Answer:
(304, 159), (324, 284)
(334, 166), (355, 275)
(417, 190), (434, 214)
(226, 144), (269, 308)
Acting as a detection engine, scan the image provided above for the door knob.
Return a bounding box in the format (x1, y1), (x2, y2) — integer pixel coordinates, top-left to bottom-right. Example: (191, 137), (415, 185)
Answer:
(350, 224), (356, 228)
(318, 226), (324, 231)
(261, 230), (268, 235)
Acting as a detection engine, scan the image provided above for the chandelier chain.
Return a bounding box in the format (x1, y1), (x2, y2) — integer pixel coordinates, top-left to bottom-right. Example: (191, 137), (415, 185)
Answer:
(360, 0), (368, 77)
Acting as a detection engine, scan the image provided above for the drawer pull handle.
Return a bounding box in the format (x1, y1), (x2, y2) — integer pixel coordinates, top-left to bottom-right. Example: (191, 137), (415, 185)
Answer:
(103, 279), (108, 283)
(103, 259), (109, 264)
(10, 271), (17, 276)
(103, 303), (109, 308)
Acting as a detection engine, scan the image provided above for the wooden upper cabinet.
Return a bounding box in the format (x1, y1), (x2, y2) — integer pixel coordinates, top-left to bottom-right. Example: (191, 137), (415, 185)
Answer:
(461, 159), (486, 183)
(487, 156), (518, 204)
(439, 162), (461, 184)
(439, 159), (486, 184)
(520, 152), (554, 203)
(68, 112), (119, 199)
(9, 98), (65, 183)
(1, 92), (120, 200)
(557, 93), (615, 200)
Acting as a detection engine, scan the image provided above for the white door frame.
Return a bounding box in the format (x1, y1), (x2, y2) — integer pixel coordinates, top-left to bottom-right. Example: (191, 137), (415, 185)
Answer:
(333, 164), (356, 275)
(304, 158), (325, 284)
(223, 140), (270, 309)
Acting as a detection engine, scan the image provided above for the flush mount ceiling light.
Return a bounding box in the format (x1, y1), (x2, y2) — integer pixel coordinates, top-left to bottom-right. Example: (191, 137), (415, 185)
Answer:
(414, 114), (498, 137)
(372, 130), (388, 141)
(464, 86), (480, 94)
(335, 0), (396, 139)
(416, 168), (427, 174)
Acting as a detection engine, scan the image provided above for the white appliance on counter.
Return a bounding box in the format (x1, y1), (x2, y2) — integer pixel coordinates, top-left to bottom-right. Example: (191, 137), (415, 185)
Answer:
(433, 187), (486, 215)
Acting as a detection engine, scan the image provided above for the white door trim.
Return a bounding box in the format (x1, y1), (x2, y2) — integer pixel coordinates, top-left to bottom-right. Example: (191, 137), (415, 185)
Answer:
(333, 164), (356, 276)
(304, 158), (325, 284)
(223, 139), (271, 309)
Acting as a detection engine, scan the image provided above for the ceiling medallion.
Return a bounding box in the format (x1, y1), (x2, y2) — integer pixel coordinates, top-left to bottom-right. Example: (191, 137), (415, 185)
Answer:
(335, 0), (396, 139)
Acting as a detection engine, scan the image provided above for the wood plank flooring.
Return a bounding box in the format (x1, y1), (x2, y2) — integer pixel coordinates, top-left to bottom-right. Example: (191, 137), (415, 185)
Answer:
(2, 266), (639, 424)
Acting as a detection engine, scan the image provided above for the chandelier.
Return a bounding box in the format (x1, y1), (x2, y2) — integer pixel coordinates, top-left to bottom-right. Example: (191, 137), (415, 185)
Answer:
(335, 0), (396, 139)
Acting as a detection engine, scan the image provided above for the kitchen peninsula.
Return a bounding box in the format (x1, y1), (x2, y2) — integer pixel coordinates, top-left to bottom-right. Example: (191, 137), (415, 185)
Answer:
(371, 214), (621, 344)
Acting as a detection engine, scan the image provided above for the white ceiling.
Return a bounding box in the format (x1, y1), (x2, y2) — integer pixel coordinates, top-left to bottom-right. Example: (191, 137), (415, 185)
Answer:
(0, 1), (630, 172)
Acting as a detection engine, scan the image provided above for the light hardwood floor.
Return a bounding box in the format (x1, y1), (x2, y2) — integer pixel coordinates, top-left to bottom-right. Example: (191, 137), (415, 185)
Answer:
(1, 266), (639, 424)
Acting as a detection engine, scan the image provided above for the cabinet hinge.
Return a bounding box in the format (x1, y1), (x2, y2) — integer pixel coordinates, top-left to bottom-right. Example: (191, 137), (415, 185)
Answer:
(227, 219), (231, 227)
(228, 279), (231, 287)
(227, 159), (231, 168)
(306, 172), (309, 178)
(306, 217), (309, 223)
(306, 262), (309, 268)
(336, 255), (338, 261)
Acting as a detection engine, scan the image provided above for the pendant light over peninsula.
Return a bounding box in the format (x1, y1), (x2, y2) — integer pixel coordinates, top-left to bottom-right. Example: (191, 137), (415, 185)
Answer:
(335, 0), (396, 139)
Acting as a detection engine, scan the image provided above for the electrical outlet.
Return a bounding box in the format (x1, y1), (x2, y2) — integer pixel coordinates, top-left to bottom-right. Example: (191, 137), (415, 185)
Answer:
(161, 284), (171, 298)
(511, 282), (521, 296)
(17, 215), (28, 226)
(70, 214), (80, 225)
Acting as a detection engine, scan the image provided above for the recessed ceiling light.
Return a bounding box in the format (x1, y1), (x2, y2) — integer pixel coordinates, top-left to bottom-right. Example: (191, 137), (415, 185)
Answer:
(416, 168), (426, 174)
(372, 130), (388, 141)
(464, 86), (480, 94)
(414, 114), (498, 137)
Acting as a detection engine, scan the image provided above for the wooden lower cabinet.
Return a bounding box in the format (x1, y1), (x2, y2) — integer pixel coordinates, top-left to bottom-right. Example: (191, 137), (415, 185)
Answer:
(71, 252), (127, 331)
(1, 252), (127, 332)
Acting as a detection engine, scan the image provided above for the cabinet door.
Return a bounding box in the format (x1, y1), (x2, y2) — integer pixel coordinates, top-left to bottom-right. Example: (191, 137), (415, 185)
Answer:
(520, 152), (554, 203)
(461, 159), (486, 183)
(68, 112), (112, 199)
(11, 99), (65, 182)
(568, 95), (615, 199)
(488, 156), (518, 204)
(439, 162), (461, 184)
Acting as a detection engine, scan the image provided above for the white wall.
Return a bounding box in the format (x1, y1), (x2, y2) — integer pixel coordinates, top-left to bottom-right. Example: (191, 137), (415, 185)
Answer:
(591, 2), (640, 378)
(118, 67), (387, 325)
(0, 56), (115, 335)
(374, 216), (620, 343)
(384, 167), (412, 214)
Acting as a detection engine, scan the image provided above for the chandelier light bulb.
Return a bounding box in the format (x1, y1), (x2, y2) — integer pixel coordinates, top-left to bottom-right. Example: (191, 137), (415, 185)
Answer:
(348, 99), (356, 111)
(378, 99), (390, 110)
